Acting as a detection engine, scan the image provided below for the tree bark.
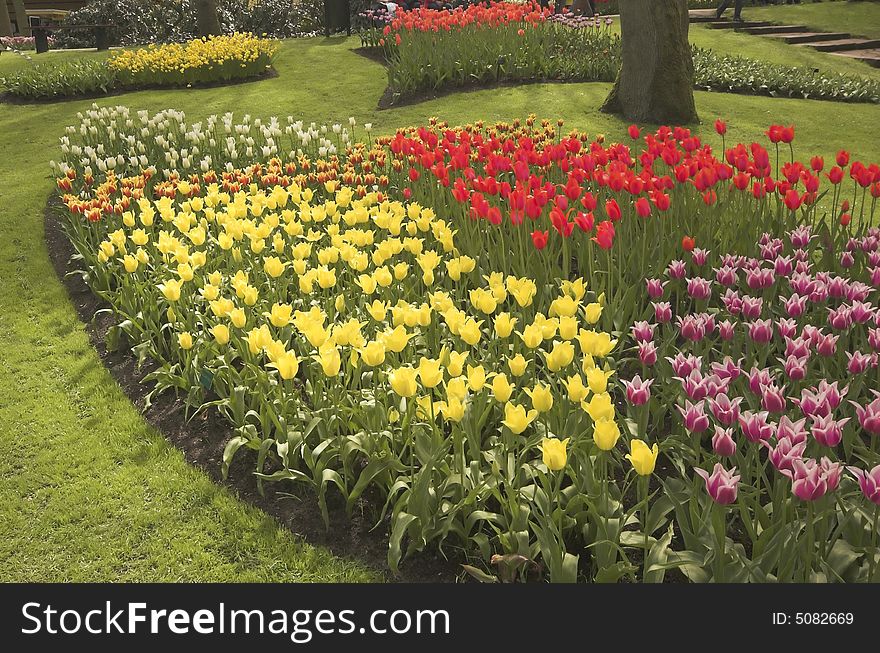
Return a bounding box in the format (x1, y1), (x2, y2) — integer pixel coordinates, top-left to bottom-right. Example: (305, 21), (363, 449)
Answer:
(194, 0), (222, 37)
(601, 0), (698, 124)
(11, 0), (29, 36)
(0, 2), (13, 38)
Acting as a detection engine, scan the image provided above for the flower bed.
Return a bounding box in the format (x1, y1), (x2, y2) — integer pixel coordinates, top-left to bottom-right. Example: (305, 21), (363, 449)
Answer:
(0, 34), (278, 101)
(52, 106), (880, 581)
(360, 2), (880, 105)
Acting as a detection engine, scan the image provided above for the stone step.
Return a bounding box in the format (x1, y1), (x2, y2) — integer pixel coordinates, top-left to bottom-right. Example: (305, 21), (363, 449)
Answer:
(707, 20), (773, 30)
(829, 49), (880, 68)
(807, 38), (880, 52)
(739, 24), (810, 35)
(771, 31), (851, 45)
(690, 15), (719, 23)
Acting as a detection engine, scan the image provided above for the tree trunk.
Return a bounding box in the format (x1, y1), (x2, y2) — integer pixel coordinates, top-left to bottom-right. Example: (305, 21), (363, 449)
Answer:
(601, 0), (698, 124)
(0, 2), (13, 38)
(194, 0), (222, 37)
(11, 0), (28, 36)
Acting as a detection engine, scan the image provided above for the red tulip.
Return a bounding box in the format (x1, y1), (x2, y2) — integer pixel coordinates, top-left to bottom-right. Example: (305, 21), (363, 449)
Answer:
(592, 220), (615, 250)
(784, 189), (802, 211)
(836, 150), (850, 167)
(714, 119), (727, 136)
(841, 213), (851, 226)
(531, 229), (549, 250)
(766, 125), (783, 144)
(780, 126), (795, 143)
(827, 166), (844, 184)
(682, 236), (696, 252)
(574, 211), (594, 232)
(635, 197), (651, 218)
(605, 198), (621, 221)
(628, 124), (641, 140)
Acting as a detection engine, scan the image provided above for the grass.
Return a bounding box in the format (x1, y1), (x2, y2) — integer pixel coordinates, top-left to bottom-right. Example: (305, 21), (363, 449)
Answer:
(2, 24), (880, 581)
(746, 0), (880, 41)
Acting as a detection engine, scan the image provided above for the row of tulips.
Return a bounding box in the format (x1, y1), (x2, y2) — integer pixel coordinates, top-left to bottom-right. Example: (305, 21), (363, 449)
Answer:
(621, 226), (880, 581)
(54, 107), (879, 581)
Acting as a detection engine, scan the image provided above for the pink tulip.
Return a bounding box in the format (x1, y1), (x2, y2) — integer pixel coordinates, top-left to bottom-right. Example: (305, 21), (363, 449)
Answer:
(692, 248), (710, 266)
(741, 296), (764, 320)
(765, 436), (807, 473)
(840, 251), (855, 269)
(868, 327), (880, 352)
(711, 356), (742, 381)
(638, 341), (658, 367)
(793, 387), (831, 420)
(695, 463), (740, 505)
(686, 277), (713, 301)
(782, 355), (808, 381)
(708, 393), (742, 427)
(788, 225), (813, 249)
(810, 281), (830, 304)
(816, 333), (840, 357)
(811, 414), (850, 448)
(817, 380), (847, 411)
(784, 336), (811, 359)
(739, 410), (775, 442)
(827, 276), (849, 299)
(652, 301), (672, 323)
(747, 366), (774, 395)
(668, 353), (702, 378)
(847, 351), (877, 375)
(667, 259), (687, 279)
(624, 375), (653, 406)
(850, 391), (880, 436)
(777, 416), (808, 444)
(851, 301), (875, 324)
(783, 293), (807, 318)
(714, 265), (738, 287)
(784, 457), (842, 501)
(677, 400), (710, 434)
(677, 314), (706, 342)
(846, 465), (880, 505)
(776, 318), (798, 340)
(721, 289), (743, 316)
(827, 306), (853, 331)
(760, 383), (787, 413)
(712, 426), (737, 457)
(631, 321), (655, 343)
(748, 319), (774, 344)
(746, 267), (776, 290)
(718, 320), (735, 341)
(645, 278), (667, 299)
(789, 273), (815, 296)
(773, 255), (794, 277)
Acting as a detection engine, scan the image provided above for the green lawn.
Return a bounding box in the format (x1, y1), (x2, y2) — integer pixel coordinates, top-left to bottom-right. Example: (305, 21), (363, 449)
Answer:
(2, 30), (880, 581)
(746, 0), (880, 41)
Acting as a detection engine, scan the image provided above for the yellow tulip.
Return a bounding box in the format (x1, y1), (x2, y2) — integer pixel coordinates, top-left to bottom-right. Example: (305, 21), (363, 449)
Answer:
(440, 397), (466, 423)
(539, 437), (570, 471)
(494, 312), (517, 338)
(508, 354), (528, 377)
(526, 383), (554, 413)
(548, 294), (578, 318)
(367, 300), (387, 322)
(445, 350), (468, 377)
(360, 341), (386, 367)
(502, 402), (537, 435)
(519, 324), (543, 349)
(263, 256), (285, 278)
(230, 308), (247, 329)
(445, 376), (468, 402)
(389, 366), (418, 398)
(546, 341), (575, 372)
(558, 315), (578, 341)
(593, 418), (620, 451)
(564, 374), (589, 403)
(583, 392), (615, 422)
(315, 343), (341, 377)
(211, 324), (230, 345)
(466, 365), (487, 392)
(160, 279), (182, 302)
(491, 373), (513, 403)
(264, 303), (292, 328)
(269, 352), (300, 380)
(626, 439), (659, 476)
(381, 326), (412, 353)
(459, 318), (482, 346)
(417, 357), (443, 389)
(586, 367), (614, 394)
(584, 302), (603, 324)
(122, 255), (139, 273)
(178, 331), (194, 350)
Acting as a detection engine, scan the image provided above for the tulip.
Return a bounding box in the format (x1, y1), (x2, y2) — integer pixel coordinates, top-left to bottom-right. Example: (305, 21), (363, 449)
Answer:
(583, 392), (615, 422)
(741, 296), (763, 320)
(546, 341), (575, 372)
(502, 402), (537, 435)
(847, 465), (880, 505)
(748, 319), (774, 344)
(389, 367), (418, 398)
(211, 324), (230, 346)
(686, 277), (712, 301)
(677, 400), (709, 434)
(784, 458), (842, 501)
(708, 393), (742, 427)
(760, 383), (787, 414)
(850, 392), (880, 436)
(739, 411), (775, 443)
(695, 463), (740, 505)
(667, 259), (687, 279)
(816, 332), (840, 357)
(638, 341), (657, 367)
(747, 367), (774, 395)
(627, 439), (659, 476)
(491, 373), (513, 403)
(539, 437), (570, 471)
(564, 375), (590, 403)
(526, 383), (554, 413)
(645, 278), (667, 299)
(652, 302), (672, 324)
(593, 418), (621, 451)
(782, 293), (807, 319)
(269, 352), (299, 381)
(811, 414), (849, 448)
(178, 332), (194, 350)
(360, 341), (386, 367)
(712, 427), (737, 457)
(631, 321), (655, 343)
(507, 354), (528, 377)
(718, 320), (735, 341)
(623, 375), (653, 406)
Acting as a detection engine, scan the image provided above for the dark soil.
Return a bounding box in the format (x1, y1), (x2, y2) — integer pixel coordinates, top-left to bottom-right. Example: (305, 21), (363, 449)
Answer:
(0, 68), (279, 106)
(44, 197), (459, 583)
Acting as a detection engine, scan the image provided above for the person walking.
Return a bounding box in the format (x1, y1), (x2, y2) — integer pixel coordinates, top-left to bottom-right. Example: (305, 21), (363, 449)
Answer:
(715, 0), (745, 21)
